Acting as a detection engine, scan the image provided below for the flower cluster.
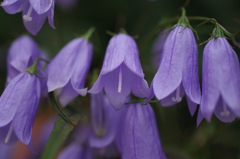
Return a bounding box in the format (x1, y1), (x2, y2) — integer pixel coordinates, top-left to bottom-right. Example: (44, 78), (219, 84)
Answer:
(0, 4), (240, 159)
(1, 0), (55, 35)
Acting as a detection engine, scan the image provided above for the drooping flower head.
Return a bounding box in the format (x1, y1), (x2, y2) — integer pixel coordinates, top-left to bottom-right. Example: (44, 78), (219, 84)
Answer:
(47, 30), (93, 106)
(0, 71), (41, 146)
(88, 33), (149, 110)
(1, 0), (55, 35)
(120, 103), (167, 159)
(198, 26), (240, 124)
(89, 91), (121, 148)
(147, 10), (201, 116)
(6, 35), (41, 84)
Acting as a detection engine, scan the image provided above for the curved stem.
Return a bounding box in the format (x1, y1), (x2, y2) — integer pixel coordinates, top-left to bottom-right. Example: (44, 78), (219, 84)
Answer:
(48, 92), (77, 126)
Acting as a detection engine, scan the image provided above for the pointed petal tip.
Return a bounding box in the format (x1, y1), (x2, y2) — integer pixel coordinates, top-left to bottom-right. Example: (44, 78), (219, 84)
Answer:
(75, 88), (88, 96)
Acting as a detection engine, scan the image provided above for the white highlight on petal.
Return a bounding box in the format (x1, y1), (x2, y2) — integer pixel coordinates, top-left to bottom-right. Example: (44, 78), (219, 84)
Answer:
(118, 65), (123, 93)
(23, 6), (33, 22)
(220, 102), (230, 117)
(5, 124), (13, 143)
(172, 86), (182, 102)
(49, 0), (53, 5)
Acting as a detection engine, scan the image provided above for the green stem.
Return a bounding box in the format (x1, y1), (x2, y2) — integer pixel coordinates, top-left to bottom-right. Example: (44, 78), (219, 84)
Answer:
(81, 27), (95, 40)
(48, 92), (77, 126)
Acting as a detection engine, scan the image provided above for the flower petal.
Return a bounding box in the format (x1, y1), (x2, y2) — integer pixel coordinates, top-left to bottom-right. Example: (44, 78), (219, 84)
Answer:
(12, 74), (41, 145)
(100, 34), (127, 75)
(22, 3), (47, 35)
(153, 26), (185, 100)
(47, 38), (84, 92)
(200, 38), (221, 121)
(196, 109), (204, 127)
(47, 0), (55, 28)
(58, 82), (78, 107)
(161, 83), (185, 107)
(1, 0), (26, 14)
(121, 103), (166, 159)
(217, 38), (240, 116)
(7, 35), (41, 83)
(58, 144), (83, 159)
(29, 0), (52, 14)
(214, 97), (236, 123)
(187, 97), (198, 116)
(0, 124), (18, 145)
(131, 77), (149, 98)
(88, 75), (105, 94)
(104, 64), (133, 110)
(89, 92), (120, 148)
(182, 28), (201, 104)
(71, 40), (92, 95)
(0, 73), (28, 127)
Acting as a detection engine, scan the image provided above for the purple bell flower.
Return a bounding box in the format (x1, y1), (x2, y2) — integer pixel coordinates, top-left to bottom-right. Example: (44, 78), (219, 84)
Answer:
(120, 103), (167, 159)
(47, 38), (92, 106)
(0, 72), (41, 146)
(198, 37), (240, 124)
(148, 26), (201, 116)
(89, 91), (121, 148)
(88, 33), (149, 110)
(1, 0), (55, 35)
(6, 35), (41, 84)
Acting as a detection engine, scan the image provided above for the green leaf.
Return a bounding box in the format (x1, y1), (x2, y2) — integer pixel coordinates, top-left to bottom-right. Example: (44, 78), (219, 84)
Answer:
(40, 106), (89, 159)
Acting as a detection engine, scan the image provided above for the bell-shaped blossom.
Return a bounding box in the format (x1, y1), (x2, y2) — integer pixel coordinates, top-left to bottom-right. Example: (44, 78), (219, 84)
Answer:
(0, 72), (41, 146)
(1, 0), (55, 35)
(6, 35), (41, 84)
(89, 91), (121, 148)
(88, 33), (149, 110)
(47, 38), (92, 106)
(120, 103), (166, 159)
(147, 26), (201, 116)
(198, 37), (240, 124)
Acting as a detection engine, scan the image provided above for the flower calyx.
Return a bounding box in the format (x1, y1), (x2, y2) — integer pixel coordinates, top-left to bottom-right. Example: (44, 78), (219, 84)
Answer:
(173, 8), (199, 40)
(23, 58), (49, 78)
(81, 27), (95, 41)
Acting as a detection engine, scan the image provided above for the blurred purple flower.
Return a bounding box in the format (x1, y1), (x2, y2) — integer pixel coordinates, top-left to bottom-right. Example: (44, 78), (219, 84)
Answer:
(6, 35), (41, 85)
(0, 72), (41, 146)
(147, 26), (201, 116)
(57, 0), (78, 10)
(89, 91), (121, 148)
(151, 29), (169, 69)
(198, 37), (240, 124)
(120, 103), (166, 159)
(58, 144), (93, 159)
(57, 124), (93, 159)
(47, 38), (92, 106)
(88, 33), (149, 110)
(1, 0), (55, 35)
